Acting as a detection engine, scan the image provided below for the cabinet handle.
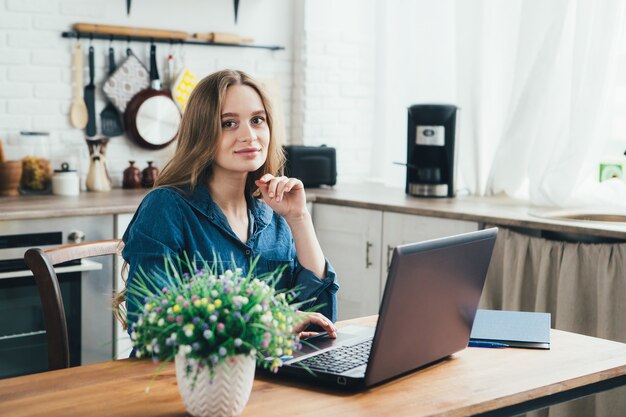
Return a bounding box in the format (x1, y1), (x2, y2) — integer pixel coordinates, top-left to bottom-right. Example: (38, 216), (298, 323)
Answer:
(387, 245), (394, 272)
(365, 241), (373, 268)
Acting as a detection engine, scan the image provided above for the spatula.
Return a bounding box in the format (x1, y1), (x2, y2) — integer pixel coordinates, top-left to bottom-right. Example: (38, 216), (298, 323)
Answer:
(69, 43), (88, 129)
(84, 45), (96, 137)
(100, 47), (124, 136)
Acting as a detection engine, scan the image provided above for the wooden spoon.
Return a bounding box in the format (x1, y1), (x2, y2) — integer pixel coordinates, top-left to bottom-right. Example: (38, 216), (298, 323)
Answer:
(70, 43), (88, 129)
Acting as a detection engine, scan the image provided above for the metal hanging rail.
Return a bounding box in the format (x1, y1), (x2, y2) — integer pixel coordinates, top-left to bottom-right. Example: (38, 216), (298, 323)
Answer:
(61, 31), (285, 51)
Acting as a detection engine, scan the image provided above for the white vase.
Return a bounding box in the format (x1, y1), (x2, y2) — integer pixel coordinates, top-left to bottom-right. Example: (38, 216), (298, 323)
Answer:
(175, 351), (256, 417)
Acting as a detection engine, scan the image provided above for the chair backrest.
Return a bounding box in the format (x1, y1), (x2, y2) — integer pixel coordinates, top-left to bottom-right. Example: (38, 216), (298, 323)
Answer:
(24, 239), (124, 371)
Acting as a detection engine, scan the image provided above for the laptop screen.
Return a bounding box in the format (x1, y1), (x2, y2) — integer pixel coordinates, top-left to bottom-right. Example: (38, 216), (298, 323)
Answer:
(364, 228), (497, 386)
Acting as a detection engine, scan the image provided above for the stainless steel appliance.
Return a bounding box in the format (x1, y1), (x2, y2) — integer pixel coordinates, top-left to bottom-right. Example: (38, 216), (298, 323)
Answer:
(406, 104), (459, 198)
(0, 216), (114, 378)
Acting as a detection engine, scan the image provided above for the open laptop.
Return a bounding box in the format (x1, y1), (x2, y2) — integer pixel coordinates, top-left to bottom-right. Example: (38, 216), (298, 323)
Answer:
(270, 227), (498, 389)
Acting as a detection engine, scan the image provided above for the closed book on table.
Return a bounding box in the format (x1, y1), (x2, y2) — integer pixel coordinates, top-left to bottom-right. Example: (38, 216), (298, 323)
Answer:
(470, 309), (551, 349)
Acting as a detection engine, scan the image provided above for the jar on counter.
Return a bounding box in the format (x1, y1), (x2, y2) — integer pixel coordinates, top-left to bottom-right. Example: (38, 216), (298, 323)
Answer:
(142, 161), (159, 188)
(52, 162), (80, 196)
(123, 161), (142, 189)
(19, 131), (52, 194)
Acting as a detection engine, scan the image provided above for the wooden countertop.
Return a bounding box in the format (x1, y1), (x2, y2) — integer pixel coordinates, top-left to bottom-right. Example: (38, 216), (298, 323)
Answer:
(1, 183), (625, 240)
(2, 316), (626, 417)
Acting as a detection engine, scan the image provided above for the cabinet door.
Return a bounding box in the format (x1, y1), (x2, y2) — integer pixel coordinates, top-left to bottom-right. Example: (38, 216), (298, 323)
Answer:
(312, 204), (382, 320)
(114, 213), (133, 360)
(381, 212), (479, 295)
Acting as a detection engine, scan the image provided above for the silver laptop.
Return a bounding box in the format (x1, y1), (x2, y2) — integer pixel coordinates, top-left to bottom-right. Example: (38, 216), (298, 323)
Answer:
(269, 227), (498, 389)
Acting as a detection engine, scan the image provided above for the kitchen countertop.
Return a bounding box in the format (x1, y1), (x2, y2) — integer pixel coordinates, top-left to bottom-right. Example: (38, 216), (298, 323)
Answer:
(1, 183), (625, 240)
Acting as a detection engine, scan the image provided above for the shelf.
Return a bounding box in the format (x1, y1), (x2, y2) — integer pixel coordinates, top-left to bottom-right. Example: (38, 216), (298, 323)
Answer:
(61, 31), (285, 51)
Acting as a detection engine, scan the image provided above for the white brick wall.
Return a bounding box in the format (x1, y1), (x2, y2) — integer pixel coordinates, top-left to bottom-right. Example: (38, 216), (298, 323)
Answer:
(292, 0), (377, 182)
(0, 0), (297, 188)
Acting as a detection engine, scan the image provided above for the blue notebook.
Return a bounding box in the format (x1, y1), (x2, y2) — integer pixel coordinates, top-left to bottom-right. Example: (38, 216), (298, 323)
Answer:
(470, 309), (551, 349)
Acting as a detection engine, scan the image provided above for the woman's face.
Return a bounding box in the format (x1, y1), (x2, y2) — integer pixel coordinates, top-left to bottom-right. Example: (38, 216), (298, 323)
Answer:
(214, 84), (270, 177)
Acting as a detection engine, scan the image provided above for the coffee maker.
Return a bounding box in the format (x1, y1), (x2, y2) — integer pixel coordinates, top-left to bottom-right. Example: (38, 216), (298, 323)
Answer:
(405, 104), (458, 198)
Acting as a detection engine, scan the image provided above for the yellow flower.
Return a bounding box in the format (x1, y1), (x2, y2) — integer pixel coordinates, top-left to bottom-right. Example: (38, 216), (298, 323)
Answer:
(207, 304), (215, 312)
(173, 305), (181, 313)
(201, 298), (208, 305)
(214, 299), (222, 308)
(285, 348), (292, 355)
(193, 300), (201, 307)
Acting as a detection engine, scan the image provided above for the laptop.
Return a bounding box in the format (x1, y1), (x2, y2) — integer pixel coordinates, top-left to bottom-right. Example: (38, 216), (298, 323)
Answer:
(269, 227), (498, 389)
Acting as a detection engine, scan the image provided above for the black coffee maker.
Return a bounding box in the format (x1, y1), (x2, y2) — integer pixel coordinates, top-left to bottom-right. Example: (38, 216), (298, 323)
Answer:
(405, 104), (458, 198)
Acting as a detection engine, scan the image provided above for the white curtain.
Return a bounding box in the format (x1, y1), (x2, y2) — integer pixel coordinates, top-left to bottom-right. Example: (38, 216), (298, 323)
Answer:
(376, 0), (626, 206)
(481, 0), (626, 206)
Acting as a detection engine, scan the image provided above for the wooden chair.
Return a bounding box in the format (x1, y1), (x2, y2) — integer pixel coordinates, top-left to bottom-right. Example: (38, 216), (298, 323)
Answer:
(24, 239), (124, 371)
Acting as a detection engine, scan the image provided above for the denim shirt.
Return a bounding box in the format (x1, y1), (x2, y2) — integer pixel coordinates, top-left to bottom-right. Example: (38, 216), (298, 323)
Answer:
(122, 185), (338, 327)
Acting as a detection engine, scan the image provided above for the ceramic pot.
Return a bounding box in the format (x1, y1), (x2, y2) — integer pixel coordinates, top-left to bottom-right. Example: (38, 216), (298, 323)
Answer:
(141, 161), (159, 188)
(175, 352), (255, 417)
(122, 161), (142, 189)
(0, 161), (23, 196)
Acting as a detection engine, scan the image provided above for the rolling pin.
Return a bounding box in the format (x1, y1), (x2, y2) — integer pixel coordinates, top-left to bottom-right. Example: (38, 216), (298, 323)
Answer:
(192, 32), (254, 44)
(73, 23), (188, 40)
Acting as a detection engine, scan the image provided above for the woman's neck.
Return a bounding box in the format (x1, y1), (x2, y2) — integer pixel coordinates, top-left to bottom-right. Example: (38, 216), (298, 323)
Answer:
(207, 171), (248, 216)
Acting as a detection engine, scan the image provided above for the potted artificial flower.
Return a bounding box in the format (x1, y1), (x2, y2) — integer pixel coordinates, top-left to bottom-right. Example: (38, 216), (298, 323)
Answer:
(128, 256), (304, 417)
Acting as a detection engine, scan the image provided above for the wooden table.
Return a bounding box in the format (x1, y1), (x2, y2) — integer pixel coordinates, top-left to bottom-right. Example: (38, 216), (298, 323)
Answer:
(2, 316), (626, 417)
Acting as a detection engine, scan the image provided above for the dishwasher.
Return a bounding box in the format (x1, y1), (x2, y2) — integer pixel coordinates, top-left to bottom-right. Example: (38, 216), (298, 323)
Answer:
(0, 215), (114, 378)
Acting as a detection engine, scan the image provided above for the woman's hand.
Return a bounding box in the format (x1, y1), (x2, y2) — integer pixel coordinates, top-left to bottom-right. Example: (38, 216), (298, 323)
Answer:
(255, 174), (307, 221)
(293, 311), (337, 339)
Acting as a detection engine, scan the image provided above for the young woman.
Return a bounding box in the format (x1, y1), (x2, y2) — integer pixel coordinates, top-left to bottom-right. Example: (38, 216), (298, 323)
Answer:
(121, 69), (338, 339)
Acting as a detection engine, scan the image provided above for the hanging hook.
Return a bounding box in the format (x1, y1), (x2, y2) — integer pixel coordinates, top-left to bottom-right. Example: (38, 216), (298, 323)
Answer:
(109, 34), (114, 48)
(126, 36), (132, 56)
(89, 32), (94, 46)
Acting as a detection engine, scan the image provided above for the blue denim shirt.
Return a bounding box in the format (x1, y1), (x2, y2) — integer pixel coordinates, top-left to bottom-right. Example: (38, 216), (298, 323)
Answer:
(122, 185), (338, 327)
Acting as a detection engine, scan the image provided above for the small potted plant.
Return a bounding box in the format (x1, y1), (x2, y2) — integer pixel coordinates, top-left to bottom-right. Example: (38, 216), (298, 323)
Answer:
(128, 256), (305, 417)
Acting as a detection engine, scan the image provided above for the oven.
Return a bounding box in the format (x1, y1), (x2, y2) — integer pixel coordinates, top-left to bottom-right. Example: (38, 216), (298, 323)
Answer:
(0, 216), (114, 378)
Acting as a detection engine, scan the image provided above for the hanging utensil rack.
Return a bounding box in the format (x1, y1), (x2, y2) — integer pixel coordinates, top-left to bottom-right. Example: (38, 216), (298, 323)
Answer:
(61, 31), (285, 51)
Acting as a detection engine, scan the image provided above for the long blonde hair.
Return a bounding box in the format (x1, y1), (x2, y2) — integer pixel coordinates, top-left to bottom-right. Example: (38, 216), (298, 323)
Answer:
(155, 69), (285, 192)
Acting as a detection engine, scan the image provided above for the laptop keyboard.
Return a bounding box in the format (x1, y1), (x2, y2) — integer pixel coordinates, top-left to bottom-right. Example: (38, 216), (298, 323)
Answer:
(297, 339), (372, 373)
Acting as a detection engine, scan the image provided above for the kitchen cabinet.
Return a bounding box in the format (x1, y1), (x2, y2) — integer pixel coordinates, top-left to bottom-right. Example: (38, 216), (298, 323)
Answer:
(312, 204), (383, 320)
(380, 212), (480, 296)
(114, 213), (133, 360)
(313, 204), (480, 320)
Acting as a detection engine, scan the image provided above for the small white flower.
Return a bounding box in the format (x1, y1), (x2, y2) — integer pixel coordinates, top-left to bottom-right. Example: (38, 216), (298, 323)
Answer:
(130, 332), (137, 340)
(224, 270), (233, 278)
(235, 267), (243, 274)
(203, 330), (213, 339)
(170, 333), (177, 341)
(136, 350), (142, 359)
(178, 345), (192, 355)
(211, 290), (218, 298)
(157, 318), (165, 327)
